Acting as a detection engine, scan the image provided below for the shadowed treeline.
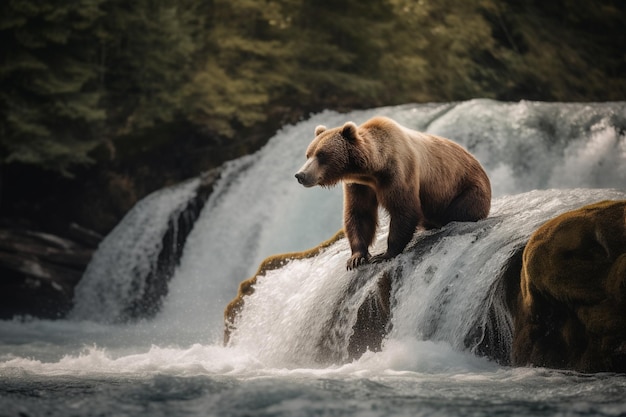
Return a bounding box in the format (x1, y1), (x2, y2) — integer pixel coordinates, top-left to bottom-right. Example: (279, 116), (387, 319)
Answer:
(0, 0), (624, 234)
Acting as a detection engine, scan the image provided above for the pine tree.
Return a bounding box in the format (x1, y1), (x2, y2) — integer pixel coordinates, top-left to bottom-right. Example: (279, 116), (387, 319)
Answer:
(182, 0), (298, 137)
(99, 0), (200, 134)
(484, 0), (626, 101)
(379, 0), (498, 102)
(0, 0), (105, 175)
(286, 0), (394, 109)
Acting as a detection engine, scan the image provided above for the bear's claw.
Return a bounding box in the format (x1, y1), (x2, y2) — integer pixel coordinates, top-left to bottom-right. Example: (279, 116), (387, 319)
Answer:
(369, 253), (393, 264)
(346, 254), (370, 270)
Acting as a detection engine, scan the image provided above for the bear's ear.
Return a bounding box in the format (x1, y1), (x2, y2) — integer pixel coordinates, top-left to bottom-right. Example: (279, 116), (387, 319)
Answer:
(341, 122), (358, 141)
(315, 125), (327, 136)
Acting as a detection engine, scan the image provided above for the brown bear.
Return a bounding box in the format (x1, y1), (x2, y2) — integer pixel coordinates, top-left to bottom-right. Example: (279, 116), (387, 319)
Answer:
(295, 116), (491, 270)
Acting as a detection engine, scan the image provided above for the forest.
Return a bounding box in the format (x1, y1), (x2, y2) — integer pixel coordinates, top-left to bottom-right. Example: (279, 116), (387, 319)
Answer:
(1, 0), (625, 236)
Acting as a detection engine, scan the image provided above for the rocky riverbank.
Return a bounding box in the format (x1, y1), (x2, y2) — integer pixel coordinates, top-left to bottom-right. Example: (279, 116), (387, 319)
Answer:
(0, 225), (101, 319)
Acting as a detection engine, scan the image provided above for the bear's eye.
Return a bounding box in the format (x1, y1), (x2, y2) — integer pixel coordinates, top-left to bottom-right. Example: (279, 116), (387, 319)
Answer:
(316, 151), (327, 163)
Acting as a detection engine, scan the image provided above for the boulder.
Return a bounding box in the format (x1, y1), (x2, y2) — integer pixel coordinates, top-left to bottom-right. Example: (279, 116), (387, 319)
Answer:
(0, 228), (100, 318)
(512, 200), (626, 372)
(319, 269), (392, 362)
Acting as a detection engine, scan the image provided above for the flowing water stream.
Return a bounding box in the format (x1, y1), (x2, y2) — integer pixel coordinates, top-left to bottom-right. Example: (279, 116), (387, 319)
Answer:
(2, 99), (626, 416)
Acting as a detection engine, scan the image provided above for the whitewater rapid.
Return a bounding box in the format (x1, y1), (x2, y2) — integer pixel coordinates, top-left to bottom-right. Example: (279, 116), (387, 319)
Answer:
(1, 99), (626, 417)
(2, 99), (625, 365)
(68, 100), (626, 348)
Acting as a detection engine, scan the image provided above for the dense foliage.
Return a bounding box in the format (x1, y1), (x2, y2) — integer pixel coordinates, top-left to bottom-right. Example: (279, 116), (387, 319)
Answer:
(2, 0), (625, 175)
(1, 0), (624, 175)
(0, 0), (624, 233)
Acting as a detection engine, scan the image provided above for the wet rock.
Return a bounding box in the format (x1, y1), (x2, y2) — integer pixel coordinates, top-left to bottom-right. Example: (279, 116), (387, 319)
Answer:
(328, 269), (392, 361)
(0, 228), (99, 319)
(512, 200), (626, 372)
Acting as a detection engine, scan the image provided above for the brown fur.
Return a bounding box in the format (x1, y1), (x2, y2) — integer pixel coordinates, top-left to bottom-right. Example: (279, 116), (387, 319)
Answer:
(512, 200), (626, 372)
(295, 116), (492, 269)
(223, 229), (345, 345)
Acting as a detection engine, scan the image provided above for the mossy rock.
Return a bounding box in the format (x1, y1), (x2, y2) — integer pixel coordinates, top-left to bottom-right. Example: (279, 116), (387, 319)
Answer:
(512, 200), (626, 372)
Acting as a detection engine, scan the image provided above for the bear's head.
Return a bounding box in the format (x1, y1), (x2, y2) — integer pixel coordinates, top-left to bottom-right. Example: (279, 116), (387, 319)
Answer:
(295, 121), (365, 187)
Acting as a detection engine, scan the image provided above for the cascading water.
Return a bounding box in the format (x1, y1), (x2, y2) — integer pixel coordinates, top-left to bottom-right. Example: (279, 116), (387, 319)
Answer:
(228, 188), (626, 367)
(71, 176), (208, 323)
(145, 99), (626, 345)
(2, 99), (626, 417)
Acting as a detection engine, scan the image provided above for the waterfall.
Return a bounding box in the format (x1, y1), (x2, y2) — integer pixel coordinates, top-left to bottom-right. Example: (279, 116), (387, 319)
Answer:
(228, 189), (626, 367)
(71, 174), (214, 323)
(71, 99), (626, 352)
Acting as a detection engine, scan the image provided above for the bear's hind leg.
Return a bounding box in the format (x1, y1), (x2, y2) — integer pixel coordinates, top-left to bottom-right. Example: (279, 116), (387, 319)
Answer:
(344, 183), (378, 270)
(441, 185), (491, 225)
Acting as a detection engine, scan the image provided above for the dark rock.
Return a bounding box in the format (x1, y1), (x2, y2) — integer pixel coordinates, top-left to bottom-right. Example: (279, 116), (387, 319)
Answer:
(67, 223), (104, 249)
(0, 228), (98, 319)
(346, 270), (392, 360)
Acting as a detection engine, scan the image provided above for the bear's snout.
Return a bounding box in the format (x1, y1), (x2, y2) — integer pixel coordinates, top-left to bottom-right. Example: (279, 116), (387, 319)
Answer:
(295, 171), (316, 187)
(295, 171), (307, 184)
(295, 158), (320, 187)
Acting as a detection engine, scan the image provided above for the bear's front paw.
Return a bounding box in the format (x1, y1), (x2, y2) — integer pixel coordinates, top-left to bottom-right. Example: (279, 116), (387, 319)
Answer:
(346, 253), (369, 270)
(370, 252), (394, 264)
